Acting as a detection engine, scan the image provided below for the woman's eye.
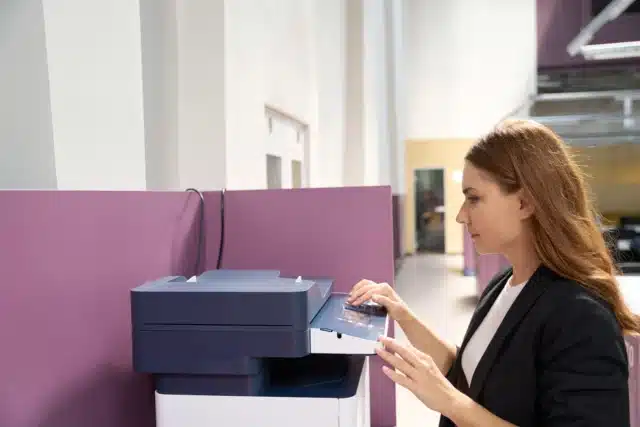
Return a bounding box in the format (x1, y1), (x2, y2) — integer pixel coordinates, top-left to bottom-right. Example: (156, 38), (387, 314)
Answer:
(466, 196), (479, 204)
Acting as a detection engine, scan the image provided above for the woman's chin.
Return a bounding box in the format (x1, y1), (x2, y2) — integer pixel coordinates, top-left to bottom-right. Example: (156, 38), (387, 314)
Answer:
(475, 246), (488, 255)
(473, 242), (498, 256)
(471, 235), (503, 255)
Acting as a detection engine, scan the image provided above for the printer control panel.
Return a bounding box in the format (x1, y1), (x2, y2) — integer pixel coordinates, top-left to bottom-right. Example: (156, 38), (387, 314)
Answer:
(310, 294), (389, 355)
(343, 300), (387, 317)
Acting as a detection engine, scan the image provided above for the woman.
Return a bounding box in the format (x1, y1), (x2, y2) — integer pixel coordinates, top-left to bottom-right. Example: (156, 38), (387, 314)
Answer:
(347, 119), (638, 426)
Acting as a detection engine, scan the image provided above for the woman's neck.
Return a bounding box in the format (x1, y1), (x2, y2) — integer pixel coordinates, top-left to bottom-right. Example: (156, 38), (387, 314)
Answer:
(504, 238), (540, 286)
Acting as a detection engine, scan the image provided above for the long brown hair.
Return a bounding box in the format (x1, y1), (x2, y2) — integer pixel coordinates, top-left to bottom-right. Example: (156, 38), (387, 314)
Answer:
(467, 119), (640, 334)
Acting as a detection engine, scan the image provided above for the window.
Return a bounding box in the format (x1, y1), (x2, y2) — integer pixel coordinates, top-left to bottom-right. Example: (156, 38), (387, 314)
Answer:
(291, 160), (302, 189)
(266, 155), (282, 189)
(265, 105), (309, 189)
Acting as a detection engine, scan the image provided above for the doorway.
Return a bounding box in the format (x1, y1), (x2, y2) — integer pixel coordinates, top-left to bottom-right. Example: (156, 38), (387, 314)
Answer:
(414, 168), (445, 253)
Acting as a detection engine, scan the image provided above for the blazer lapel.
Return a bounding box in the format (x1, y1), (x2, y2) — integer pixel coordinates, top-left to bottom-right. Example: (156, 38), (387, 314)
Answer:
(458, 269), (511, 356)
(467, 265), (555, 400)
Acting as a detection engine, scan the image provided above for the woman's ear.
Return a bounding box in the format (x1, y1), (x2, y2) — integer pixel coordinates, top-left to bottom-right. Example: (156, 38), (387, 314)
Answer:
(518, 190), (535, 219)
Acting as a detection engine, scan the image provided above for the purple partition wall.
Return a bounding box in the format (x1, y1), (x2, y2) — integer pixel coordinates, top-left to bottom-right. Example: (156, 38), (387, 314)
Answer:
(475, 253), (511, 296)
(462, 228), (476, 276)
(0, 190), (212, 427)
(210, 186), (397, 427)
(0, 186), (395, 427)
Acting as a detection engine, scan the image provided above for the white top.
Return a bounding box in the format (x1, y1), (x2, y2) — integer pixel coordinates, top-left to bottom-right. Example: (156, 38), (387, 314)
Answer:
(462, 276), (527, 385)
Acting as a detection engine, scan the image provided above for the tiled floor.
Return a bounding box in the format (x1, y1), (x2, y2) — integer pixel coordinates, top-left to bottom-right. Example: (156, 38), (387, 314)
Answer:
(392, 253), (478, 427)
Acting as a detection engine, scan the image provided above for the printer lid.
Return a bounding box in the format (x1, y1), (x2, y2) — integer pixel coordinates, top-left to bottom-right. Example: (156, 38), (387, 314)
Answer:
(137, 276), (316, 293)
(309, 294), (389, 355)
(132, 273), (333, 329)
(198, 269), (281, 281)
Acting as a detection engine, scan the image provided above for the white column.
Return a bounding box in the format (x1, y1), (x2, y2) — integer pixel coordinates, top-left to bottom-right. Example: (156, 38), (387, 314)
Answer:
(0, 0), (57, 189)
(343, 0), (365, 187)
(175, 0), (227, 191)
(362, 0), (390, 187)
(343, 0), (386, 187)
(140, 0), (227, 192)
(140, 0), (179, 190)
(309, 0), (346, 188)
(343, 0), (393, 188)
(307, 0), (321, 188)
(223, 0), (267, 190)
(387, 0), (406, 196)
(42, 0), (147, 190)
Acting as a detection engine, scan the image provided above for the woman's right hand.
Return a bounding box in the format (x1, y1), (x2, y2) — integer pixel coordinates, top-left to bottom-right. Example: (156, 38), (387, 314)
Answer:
(346, 279), (412, 321)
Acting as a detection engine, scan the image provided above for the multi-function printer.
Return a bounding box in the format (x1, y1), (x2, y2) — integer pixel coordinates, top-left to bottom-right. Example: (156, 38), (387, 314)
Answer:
(131, 269), (389, 427)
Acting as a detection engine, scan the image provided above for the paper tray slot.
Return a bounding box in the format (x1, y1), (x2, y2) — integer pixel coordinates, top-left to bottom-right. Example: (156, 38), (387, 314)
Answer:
(310, 293), (389, 355)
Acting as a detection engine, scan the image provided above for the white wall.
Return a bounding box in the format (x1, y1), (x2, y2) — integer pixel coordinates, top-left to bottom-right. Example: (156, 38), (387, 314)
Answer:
(404, 0), (537, 139)
(224, 0), (350, 191)
(42, 0), (148, 190)
(2, 0), (402, 192)
(141, 0), (349, 192)
(263, 0), (313, 120)
(0, 0), (57, 189)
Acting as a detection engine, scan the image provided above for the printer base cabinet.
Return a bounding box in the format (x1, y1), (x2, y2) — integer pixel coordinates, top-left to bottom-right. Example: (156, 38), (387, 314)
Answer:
(155, 358), (371, 427)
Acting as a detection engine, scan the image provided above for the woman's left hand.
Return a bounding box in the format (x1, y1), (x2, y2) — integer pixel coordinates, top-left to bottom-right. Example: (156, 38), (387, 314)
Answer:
(376, 336), (461, 416)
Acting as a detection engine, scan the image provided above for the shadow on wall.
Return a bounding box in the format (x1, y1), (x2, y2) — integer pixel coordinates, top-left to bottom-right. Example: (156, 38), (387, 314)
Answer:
(171, 192), (206, 278)
(392, 195), (404, 270)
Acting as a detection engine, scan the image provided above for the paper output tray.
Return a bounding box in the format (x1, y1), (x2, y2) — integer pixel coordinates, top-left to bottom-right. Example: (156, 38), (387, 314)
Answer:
(310, 293), (389, 355)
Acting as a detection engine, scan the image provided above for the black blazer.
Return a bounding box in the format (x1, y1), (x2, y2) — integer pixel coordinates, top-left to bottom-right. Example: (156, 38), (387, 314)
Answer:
(439, 265), (630, 427)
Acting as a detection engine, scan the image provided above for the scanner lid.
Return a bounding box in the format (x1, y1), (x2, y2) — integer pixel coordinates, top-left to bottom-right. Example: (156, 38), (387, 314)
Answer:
(198, 269), (281, 281)
(133, 275), (316, 294)
(131, 272), (334, 329)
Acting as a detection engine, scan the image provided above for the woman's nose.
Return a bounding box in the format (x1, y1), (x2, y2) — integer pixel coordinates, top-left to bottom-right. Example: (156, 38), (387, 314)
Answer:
(456, 206), (465, 224)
